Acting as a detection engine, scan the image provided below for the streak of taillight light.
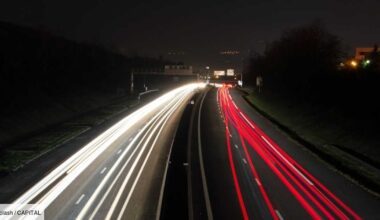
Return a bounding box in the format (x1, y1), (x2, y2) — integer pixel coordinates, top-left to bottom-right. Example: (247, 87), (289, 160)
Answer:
(220, 87), (361, 220)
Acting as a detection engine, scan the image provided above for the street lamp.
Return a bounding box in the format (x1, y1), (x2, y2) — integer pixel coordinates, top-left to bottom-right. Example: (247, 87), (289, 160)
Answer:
(350, 60), (358, 68)
(363, 59), (371, 67)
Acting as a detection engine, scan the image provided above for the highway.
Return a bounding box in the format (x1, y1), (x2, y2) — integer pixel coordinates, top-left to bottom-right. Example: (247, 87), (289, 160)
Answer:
(198, 85), (380, 220)
(4, 83), (204, 220)
(3, 83), (380, 220)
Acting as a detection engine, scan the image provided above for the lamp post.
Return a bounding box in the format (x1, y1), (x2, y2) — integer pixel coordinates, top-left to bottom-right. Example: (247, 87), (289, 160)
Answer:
(130, 70), (134, 93)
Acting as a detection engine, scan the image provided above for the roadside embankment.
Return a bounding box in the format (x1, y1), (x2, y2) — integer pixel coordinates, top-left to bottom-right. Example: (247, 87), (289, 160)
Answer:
(240, 88), (380, 195)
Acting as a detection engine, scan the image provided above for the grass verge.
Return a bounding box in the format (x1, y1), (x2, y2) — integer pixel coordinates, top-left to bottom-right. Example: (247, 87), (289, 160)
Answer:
(243, 90), (380, 195)
(0, 97), (138, 174)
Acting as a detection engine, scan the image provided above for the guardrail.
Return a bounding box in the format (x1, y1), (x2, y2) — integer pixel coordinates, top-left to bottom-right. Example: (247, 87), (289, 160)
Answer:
(137, 89), (159, 102)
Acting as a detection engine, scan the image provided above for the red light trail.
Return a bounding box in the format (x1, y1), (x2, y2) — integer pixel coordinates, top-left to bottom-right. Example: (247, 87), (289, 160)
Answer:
(217, 86), (361, 220)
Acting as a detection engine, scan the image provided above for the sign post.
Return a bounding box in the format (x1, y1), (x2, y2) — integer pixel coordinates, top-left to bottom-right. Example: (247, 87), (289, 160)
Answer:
(256, 76), (263, 93)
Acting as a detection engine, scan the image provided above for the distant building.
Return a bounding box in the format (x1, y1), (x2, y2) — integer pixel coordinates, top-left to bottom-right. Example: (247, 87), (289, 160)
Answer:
(214, 70), (225, 76)
(217, 50), (243, 73)
(355, 47), (379, 60)
(167, 51), (185, 56)
(226, 69), (235, 76)
(164, 65), (193, 75)
(220, 50), (240, 55)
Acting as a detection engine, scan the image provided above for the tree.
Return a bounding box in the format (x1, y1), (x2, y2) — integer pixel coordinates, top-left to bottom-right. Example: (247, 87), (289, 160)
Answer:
(247, 22), (343, 92)
(366, 44), (380, 72)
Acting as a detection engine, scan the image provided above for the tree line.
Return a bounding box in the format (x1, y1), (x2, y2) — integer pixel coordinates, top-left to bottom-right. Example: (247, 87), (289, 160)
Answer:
(244, 22), (380, 117)
(0, 21), (170, 114)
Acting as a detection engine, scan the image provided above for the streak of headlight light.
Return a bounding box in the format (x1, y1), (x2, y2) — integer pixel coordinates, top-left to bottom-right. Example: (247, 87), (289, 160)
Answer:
(197, 82), (206, 89)
(40, 90), (187, 207)
(32, 90), (189, 220)
(78, 88), (189, 220)
(111, 92), (186, 220)
(7, 83), (202, 218)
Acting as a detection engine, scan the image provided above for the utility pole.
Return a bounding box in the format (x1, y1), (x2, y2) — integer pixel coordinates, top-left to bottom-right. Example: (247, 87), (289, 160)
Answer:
(256, 76), (263, 93)
(130, 71), (134, 93)
(241, 72), (243, 87)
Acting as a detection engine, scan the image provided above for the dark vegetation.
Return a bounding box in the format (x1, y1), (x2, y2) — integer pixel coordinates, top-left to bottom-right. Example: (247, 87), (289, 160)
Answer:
(243, 22), (380, 189)
(244, 22), (380, 158)
(0, 21), (178, 146)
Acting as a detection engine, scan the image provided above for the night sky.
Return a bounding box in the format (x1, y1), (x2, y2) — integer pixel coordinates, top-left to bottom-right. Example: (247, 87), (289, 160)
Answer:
(1, 0), (379, 70)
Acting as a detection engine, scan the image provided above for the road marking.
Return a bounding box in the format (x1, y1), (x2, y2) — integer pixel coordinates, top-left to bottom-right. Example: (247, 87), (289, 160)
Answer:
(275, 210), (284, 220)
(229, 133), (232, 138)
(232, 101), (238, 109)
(156, 122), (178, 220)
(239, 112), (255, 129)
(197, 90), (214, 220)
(255, 178), (261, 186)
(75, 194), (85, 205)
(261, 135), (314, 186)
(234, 144), (238, 149)
(100, 167), (107, 174)
(242, 158), (247, 164)
(117, 149), (122, 155)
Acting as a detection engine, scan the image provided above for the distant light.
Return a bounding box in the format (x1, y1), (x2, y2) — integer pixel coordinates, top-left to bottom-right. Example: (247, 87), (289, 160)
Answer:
(206, 66), (210, 70)
(350, 60), (358, 68)
(220, 50), (240, 55)
(362, 59), (371, 68)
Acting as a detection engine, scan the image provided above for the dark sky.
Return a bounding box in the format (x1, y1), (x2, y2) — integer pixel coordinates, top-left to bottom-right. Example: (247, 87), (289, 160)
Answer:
(1, 0), (379, 70)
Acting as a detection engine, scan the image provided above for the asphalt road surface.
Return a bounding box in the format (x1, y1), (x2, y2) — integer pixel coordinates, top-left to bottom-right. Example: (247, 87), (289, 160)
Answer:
(4, 84), (380, 220)
(4, 83), (204, 220)
(199, 86), (380, 220)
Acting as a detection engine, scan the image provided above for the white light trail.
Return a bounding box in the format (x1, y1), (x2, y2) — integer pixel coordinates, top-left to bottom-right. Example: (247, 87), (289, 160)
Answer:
(6, 83), (204, 220)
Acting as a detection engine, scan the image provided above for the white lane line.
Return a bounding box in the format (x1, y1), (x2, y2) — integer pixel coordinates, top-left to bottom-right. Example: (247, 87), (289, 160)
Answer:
(197, 91), (214, 220)
(76, 194), (85, 205)
(100, 167), (107, 174)
(275, 210), (284, 220)
(229, 133), (232, 138)
(242, 158), (247, 164)
(234, 144), (238, 149)
(117, 149), (122, 155)
(261, 135), (314, 186)
(155, 124), (178, 220)
(239, 112), (255, 129)
(232, 101), (238, 109)
(255, 178), (261, 186)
